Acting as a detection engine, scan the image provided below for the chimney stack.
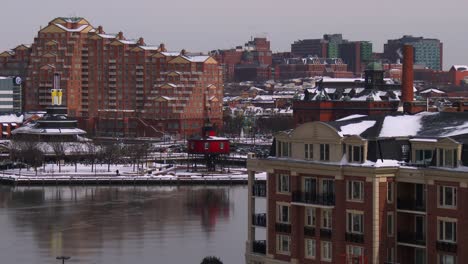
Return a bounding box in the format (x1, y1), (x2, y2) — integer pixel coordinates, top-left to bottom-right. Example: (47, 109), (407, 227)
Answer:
(117, 31), (124, 40)
(137, 37), (145, 45)
(401, 44), (414, 103)
(97, 26), (103, 34)
(159, 43), (166, 52)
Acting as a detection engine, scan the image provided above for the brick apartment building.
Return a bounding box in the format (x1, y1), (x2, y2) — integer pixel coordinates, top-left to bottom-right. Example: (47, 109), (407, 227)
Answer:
(0, 17), (223, 138)
(246, 112), (468, 264)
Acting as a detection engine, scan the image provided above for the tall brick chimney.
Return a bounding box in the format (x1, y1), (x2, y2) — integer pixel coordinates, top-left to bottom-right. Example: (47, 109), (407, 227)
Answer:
(117, 31), (124, 40)
(401, 44), (414, 103)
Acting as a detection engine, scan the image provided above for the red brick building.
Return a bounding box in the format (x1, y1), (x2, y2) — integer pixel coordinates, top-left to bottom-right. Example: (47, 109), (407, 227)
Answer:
(209, 37), (273, 82)
(0, 17), (223, 138)
(247, 112), (468, 264)
(276, 58), (353, 80)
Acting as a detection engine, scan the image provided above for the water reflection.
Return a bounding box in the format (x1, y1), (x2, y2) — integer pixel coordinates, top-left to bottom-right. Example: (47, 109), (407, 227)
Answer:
(0, 185), (246, 264)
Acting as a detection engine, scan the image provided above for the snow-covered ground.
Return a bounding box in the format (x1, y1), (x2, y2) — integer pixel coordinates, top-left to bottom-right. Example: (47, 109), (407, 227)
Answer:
(0, 162), (266, 181)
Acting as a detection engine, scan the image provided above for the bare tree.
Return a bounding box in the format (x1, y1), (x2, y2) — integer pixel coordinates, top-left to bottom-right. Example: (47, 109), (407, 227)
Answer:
(99, 143), (121, 172)
(50, 141), (66, 173)
(10, 139), (45, 175)
(85, 142), (98, 172)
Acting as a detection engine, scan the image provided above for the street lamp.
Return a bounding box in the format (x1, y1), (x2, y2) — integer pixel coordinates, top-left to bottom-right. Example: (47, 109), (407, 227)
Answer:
(56, 256), (71, 264)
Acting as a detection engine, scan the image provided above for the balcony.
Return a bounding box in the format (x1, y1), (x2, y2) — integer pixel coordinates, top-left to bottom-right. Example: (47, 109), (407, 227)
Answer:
(397, 232), (426, 246)
(397, 199), (425, 212)
(252, 182), (266, 197)
(345, 232), (364, 243)
(292, 191), (335, 206)
(252, 240), (266, 255)
(275, 223), (291, 233)
(320, 228), (332, 239)
(436, 241), (457, 253)
(252, 213), (266, 227)
(304, 226), (315, 237)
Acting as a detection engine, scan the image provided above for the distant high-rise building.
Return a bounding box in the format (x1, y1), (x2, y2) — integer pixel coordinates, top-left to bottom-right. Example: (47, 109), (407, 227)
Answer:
(339, 41), (373, 74)
(291, 34), (344, 58)
(291, 35), (373, 75)
(383, 35), (443, 70)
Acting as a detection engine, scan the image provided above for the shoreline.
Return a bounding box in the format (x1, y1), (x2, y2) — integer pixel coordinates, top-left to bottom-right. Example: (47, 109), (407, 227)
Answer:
(0, 174), (265, 186)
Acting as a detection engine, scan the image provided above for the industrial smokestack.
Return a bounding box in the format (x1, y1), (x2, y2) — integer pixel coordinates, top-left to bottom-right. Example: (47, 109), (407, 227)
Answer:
(401, 44), (414, 103)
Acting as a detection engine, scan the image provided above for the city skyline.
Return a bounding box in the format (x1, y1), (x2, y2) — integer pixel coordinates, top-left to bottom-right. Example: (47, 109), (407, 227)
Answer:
(1, 0), (466, 70)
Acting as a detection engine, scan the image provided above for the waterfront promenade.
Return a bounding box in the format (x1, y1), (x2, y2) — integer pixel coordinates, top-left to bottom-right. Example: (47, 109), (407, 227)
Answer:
(0, 163), (266, 185)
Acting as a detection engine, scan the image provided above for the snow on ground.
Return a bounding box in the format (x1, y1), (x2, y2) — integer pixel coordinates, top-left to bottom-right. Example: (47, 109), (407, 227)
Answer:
(339, 121), (376, 136)
(0, 162), (265, 181)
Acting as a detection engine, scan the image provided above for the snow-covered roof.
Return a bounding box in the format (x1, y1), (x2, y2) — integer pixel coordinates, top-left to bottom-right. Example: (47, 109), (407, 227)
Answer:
(118, 39), (138, 45)
(379, 114), (427, 138)
(139, 46), (160, 51)
(160, 52), (181, 57)
(54, 23), (89, 32)
(0, 114), (23, 123)
(420, 88), (445, 94)
(336, 114), (367, 121)
(328, 112), (468, 140)
(452, 65), (468, 71)
(339, 121), (376, 136)
(12, 126), (85, 135)
(97, 33), (117, 39)
(183, 55), (210, 63)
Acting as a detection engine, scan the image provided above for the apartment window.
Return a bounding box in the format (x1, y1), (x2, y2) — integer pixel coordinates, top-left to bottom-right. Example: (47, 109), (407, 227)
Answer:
(305, 208), (316, 226)
(439, 254), (456, 264)
(322, 179), (335, 197)
(387, 182), (394, 203)
(304, 143), (313, 160)
(348, 145), (364, 163)
(321, 241), (332, 262)
(277, 204), (290, 223)
(219, 142), (224, 150)
(415, 149), (433, 165)
(387, 212), (394, 237)
(277, 174), (290, 193)
(346, 211), (364, 234)
(347, 245), (364, 260)
(438, 219), (457, 243)
(322, 209), (332, 229)
(320, 144), (330, 161)
(347, 180), (364, 202)
(387, 247), (395, 263)
(439, 186), (457, 208)
(276, 234), (290, 255)
(305, 239), (316, 259)
(438, 149), (457, 168)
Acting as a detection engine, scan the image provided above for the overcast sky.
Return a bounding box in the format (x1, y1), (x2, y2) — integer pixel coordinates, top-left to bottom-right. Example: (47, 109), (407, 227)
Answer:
(1, 0), (466, 69)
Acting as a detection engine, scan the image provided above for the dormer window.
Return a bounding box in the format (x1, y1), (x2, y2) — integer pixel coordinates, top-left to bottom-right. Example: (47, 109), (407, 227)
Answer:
(348, 145), (364, 163)
(438, 149), (457, 168)
(320, 144), (330, 161)
(305, 144), (313, 160)
(277, 141), (291, 157)
(415, 149), (433, 165)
